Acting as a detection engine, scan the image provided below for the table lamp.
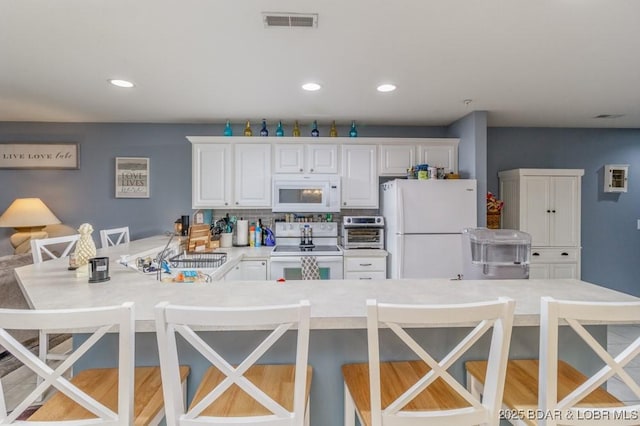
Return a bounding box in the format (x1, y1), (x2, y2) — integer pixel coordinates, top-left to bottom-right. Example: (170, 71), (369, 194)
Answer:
(0, 198), (61, 253)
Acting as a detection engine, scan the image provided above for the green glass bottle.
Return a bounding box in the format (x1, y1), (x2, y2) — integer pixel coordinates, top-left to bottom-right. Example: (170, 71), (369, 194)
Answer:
(292, 120), (301, 137)
(243, 120), (253, 136)
(223, 120), (233, 136)
(276, 121), (284, 136)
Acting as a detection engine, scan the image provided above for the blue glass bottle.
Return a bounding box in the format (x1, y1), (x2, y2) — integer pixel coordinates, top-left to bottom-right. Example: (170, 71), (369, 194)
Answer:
(311, 120), (319, 137)
(276, 121), (284, 136)
(260, 119), (269, 136)
(349, 120), (358, 137)
(223, 120), (233, 136)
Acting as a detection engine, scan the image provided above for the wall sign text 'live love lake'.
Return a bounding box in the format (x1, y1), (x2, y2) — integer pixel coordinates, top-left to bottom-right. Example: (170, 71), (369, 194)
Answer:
(0, 143), (79, 169)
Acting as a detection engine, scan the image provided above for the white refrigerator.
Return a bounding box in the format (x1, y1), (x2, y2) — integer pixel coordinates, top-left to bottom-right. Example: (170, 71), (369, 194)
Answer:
(381, 179), (478, 279)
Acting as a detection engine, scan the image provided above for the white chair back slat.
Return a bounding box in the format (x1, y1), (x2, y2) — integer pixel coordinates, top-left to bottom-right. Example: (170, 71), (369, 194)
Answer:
(155, 300), (311, 425)
(99, 227), (130, 248)
(367, 297), (515, 425)
(538, 297), (640, 426)
(0, 303), (134, 425)
(30, 234), (80, 263)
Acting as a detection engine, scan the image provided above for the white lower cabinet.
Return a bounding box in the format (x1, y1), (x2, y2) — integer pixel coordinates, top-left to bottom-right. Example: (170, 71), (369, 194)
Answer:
(344, 257), (387, 280)
(528, 248), (579, 279)
(224, 260), (268, 281)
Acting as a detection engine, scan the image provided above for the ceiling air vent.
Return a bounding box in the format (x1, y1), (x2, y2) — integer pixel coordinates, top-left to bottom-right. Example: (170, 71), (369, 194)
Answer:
(263, 12), (318, 28)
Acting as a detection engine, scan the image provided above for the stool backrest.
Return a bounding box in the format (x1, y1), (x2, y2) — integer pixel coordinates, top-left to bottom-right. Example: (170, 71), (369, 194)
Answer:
(30, 234), (80, 264)
(367, 297), (515, 426)
(100, 226), (130, 248)
(0, 303), (134, 424)
(155, 300), (311, 425)
(539, 296), (640, 426)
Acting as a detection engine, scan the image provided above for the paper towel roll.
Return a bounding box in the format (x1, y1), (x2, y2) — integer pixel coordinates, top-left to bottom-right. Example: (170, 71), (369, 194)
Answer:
(236, 220), (249, 246)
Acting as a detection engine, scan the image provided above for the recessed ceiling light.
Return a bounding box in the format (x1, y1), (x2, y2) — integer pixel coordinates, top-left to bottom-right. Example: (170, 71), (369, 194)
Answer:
(377, 84), (396, 92)
(302, 82), (321, 91)
(109, 79), (135, 88)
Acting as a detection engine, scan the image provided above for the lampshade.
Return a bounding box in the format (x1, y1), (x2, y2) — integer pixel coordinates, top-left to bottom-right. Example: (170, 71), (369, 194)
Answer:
(0, 198), (61, 230)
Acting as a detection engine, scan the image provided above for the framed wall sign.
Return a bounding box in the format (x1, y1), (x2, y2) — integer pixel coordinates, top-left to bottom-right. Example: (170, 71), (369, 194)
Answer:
(0, 143), (79, 169)
(115, 157), (150, 198)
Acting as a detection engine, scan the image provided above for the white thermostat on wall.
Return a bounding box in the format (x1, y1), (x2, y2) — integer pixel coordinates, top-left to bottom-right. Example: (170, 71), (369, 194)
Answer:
(604, 164), (629, 193)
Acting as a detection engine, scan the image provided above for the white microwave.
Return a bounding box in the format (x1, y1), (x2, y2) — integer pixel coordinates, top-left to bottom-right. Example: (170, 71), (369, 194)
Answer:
(272, 174), (341, 213)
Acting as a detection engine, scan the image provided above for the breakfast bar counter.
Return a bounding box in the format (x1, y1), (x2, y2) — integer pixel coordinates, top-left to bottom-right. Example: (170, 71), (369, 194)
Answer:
(14, 236), (640, 426)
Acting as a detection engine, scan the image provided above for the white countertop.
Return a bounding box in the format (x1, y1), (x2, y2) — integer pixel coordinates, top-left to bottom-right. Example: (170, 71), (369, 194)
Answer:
(15, 236), (639, 331)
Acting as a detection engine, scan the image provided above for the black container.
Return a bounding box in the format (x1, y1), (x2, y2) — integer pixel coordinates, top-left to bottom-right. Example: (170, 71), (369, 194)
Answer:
(181, 215), (190, 236)
(88, 257), (110, 283)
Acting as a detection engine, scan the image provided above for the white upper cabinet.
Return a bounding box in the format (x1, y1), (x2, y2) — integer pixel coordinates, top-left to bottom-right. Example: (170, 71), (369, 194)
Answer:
(192, 143), (232, 208)
(234, 144), (271, 207)
(379, 144), (415, 176)
(417, 140), (458, 173)
(274, 143), (338, 174)
(341, 144), (378, 208)
(379, 139), (458, 176)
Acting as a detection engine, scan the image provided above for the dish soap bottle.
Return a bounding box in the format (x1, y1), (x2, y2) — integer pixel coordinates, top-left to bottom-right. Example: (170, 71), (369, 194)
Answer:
(249, 222), (256, 247)
(260, 119), (269, 136)
(255, 220), (262, 247)
(311, 120), (319, 137)
(244, 120), (253, 136)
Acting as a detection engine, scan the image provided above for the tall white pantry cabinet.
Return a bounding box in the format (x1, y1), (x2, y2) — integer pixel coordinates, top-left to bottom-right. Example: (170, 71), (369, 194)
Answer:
(498, 168), (584, 279)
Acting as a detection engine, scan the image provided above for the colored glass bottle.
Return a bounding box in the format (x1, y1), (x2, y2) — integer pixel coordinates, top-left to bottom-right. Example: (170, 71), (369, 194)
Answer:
(260, 119), (269, 136)
(276, 121), (284, 136)
(330, 120), (338, 137)
(292, 120), (301, 137)
(349, 120), (358, 137)
(243, 120), (253, 136)
(223, 120), (233, 136)
(311, 120), (319, 137)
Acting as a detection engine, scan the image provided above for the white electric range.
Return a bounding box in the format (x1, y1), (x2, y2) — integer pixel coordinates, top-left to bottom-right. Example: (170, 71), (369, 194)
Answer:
(270, 221), (343, 280)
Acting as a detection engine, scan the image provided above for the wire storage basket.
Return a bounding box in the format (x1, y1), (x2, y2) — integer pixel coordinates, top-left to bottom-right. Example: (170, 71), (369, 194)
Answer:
(168, 252), (227, 269)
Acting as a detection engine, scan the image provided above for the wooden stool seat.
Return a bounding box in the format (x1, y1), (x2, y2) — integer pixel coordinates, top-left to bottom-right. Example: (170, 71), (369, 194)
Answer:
(29, 366), (190, 425)
(466, 360), (624, 426)
(342, 361), (473, 426)
(191, 364), (312, 417)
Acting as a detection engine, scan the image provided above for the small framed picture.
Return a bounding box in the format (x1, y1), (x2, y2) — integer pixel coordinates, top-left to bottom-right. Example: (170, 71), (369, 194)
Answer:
(115, 157), (150, 198)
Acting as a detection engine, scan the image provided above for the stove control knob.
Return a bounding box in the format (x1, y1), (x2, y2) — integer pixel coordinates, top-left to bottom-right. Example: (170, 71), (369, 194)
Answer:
(376, 217), (382, 224)
(346, 218), (352, 224)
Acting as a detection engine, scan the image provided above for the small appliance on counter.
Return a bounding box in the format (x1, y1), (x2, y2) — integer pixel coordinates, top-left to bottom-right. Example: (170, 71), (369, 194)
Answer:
(341, 216), (385, 249)
(461, 228), (531, 280)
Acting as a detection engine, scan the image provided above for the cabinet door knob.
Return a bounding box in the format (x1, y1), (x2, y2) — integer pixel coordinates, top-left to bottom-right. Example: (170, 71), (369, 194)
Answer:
(235, 202), (239, 205)
(310, 168), (314, 172)
(343, 202), (347, 206)
(225, 202), (228, 206)
(261, 262), (265, 265)
(299, 168), (303, 172)
(552, 210), (556, 213)
(533, 252), (540, 256)
(561, 252), (569, 256)
(546, 210), (551, 213)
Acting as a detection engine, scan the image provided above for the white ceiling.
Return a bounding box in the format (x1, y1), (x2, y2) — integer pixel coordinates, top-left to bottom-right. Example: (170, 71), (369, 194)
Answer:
(1, 0), (639, 128)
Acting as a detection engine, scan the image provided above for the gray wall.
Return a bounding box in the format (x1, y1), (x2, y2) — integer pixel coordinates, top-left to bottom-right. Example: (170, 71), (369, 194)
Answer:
(447, 111), (488, 227)
(487, 127), (640, 296)
(0, 122), (447, 254)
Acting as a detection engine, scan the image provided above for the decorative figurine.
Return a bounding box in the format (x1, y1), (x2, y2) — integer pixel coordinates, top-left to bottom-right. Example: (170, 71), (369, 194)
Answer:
(74, 223), (97, 266)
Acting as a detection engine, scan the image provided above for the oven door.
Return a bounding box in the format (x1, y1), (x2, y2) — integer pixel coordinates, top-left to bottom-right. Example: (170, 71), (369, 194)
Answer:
(270, 256), (344, 280)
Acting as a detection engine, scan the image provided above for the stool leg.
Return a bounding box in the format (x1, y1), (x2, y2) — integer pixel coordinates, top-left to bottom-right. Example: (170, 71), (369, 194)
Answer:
(344, 382), (355, 426)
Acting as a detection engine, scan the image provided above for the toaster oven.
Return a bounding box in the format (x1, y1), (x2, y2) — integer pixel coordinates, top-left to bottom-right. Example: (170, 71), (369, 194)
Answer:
(341, 216), (385, 249)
